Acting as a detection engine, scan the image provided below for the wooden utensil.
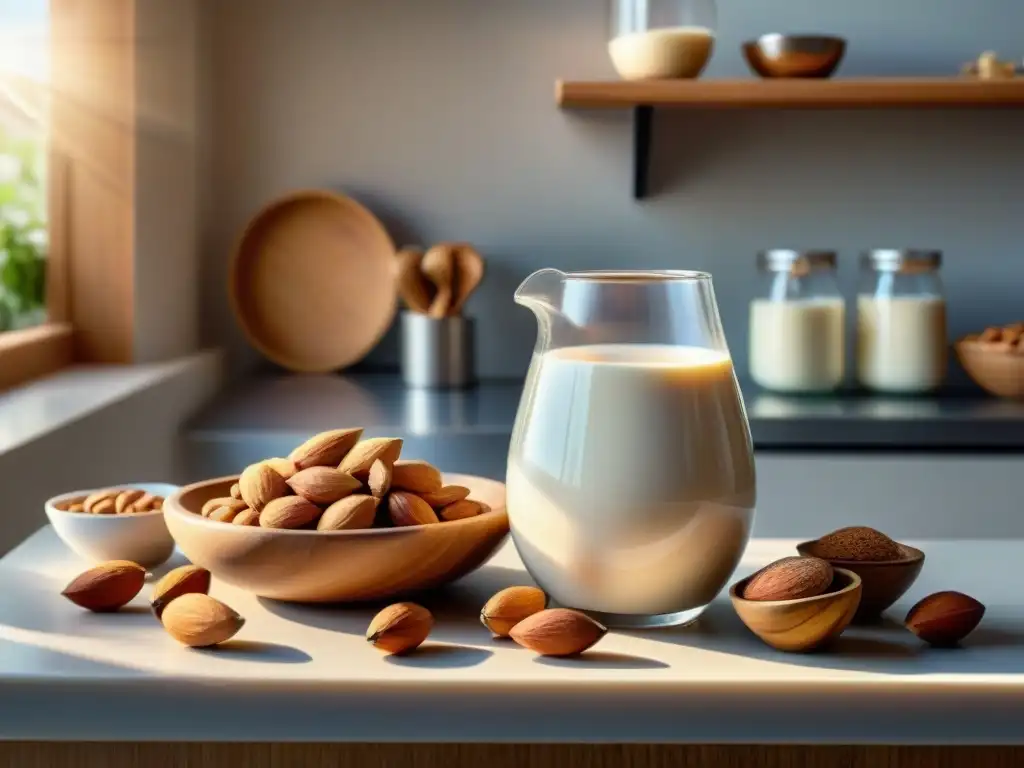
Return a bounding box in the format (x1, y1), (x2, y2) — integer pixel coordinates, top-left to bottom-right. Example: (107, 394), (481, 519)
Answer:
(396, 246), (434, 314)
(449, 244), (485, 316)
(164, 473), (509, 603)
(730, 567), (862, 652)
(796, 541), (925, 623)
(421, 244), (457, 318)
(229, 190), (397, 373)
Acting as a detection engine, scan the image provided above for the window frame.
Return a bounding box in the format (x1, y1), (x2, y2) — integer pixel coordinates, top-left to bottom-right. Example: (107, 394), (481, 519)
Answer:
(0, 0), (136, 391)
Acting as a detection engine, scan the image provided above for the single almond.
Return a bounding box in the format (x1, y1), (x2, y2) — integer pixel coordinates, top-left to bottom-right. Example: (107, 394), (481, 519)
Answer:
(368, 459), (392, 499)
(82, 489), (120, 513)
(161, 593), (245, 648)
(62, 561), (146, 612)
(262, 457), (298, 480)
(905, 591), (986, 647)
(388, 491), (439, 527)
(420, 485), (471, 508)
(239, 463), (289, 512)
(151, 565), (212, 618)
(91, 498), (116, 515)
(68, 502), (85, 513)
(209, 505), (243, 523)
(259, 496), (322, 529)
(439, 499), (483, 522)
(230, 483), (242, 500)
(201, 497), (247, 518)
(742, 557), (834, 602)
(286, 466), (361, 506)
(480, 586), (547, 637)
(114, 490), (145, 514)
(133, 492), (159, 512)
(390, 460), (443, 494)
(150, 496), (164, 510)
(338, 437), (404, 477)
(289, 428), (364, 470)
(509, 608), (606, 657)
(232, 508), (261, 526)
(366, 602), (433, 655)
(318, 494), (377, 531)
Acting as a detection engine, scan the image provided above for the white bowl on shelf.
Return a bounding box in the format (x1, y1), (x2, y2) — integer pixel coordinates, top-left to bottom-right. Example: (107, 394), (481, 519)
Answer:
(45, 482), (179, 568)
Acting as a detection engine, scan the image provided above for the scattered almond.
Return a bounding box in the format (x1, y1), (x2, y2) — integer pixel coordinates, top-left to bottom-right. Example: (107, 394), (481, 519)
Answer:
(420, 485), (471, 508)
(742, 557), (834, 602)
(239, 463), (289, 512)
(366, 602), (433, 655)
(388, 491), (439, 527)
(509, 608), (606, 657)
(368, 459), (392, 499)
(338, 437), (404, 477)
(62, 561), (146, 612)
(391, 460), (443, 494)
(480, 586), (547, 637)
(439, 499), (483, 521)
(259, 496), (322, 529)
(114, 490), (145, 514)
(807, 526), (903, 562)
(286, 466), (360, 506)
(230, 483), (242, 500)
(232, 508), (261, 526)
(262, 457), (298, 480)
(201, 497), (247, 519)
(318, 494), (378, 531)
(289, 428), (363, 470)
(151, 565), (211, 618)
(161, 593), (245, 648)
(905, 591), (986, 647)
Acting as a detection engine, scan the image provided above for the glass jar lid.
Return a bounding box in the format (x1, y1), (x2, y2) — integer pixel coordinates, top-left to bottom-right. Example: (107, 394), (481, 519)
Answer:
(862, 249), (942, 273)
(758, 249), (837, 275)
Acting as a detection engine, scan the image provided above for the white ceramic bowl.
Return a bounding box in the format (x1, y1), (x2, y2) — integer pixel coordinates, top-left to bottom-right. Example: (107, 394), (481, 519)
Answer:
(45, 482), (179, 568)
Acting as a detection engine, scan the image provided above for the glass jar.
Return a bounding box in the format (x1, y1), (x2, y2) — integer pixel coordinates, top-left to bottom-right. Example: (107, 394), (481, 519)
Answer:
(857, 249), (947, 394)
(749, 250), (845, 394)
(609, 0), (717, 80)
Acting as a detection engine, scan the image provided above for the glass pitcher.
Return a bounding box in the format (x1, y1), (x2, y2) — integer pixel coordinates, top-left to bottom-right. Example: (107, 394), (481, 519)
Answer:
(509, 269), (756, 628)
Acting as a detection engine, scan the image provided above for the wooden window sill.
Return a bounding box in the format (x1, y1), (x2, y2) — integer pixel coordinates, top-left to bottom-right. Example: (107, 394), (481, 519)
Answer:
(0, 323), (74, 392)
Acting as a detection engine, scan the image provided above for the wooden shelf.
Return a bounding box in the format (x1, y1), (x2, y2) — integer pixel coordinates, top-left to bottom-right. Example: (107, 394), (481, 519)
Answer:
(556, 78), (1024, 198)
(557, 77), (1024, 109)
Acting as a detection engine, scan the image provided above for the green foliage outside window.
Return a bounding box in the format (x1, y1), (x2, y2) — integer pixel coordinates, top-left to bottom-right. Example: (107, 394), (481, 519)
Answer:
(0, 125), (46, 332)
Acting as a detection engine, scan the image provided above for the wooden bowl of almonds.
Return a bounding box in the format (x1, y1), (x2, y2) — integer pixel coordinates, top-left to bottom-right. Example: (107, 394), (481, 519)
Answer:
(163, 429), (509, 602)
(955, 323), (1024, 400)
(45, 482), (178, 568)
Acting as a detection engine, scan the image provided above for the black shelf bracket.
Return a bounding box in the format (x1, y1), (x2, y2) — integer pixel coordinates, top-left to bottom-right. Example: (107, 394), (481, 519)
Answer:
(633, 105), (654, 200)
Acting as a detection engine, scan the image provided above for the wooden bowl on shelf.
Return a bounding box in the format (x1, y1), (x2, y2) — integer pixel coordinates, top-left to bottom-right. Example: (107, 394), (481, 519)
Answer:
(955, 338), (1024, 400)
(164, 474), (509, 603)
(796, 541), (924, 623)
(729, 568), (862, 652)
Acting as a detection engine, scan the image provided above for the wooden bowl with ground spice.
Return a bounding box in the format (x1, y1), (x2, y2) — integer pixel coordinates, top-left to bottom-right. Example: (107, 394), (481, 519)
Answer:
(797, 526), (924, 623)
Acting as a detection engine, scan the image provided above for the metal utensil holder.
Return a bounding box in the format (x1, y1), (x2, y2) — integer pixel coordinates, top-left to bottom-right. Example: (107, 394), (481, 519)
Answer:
(401, 312), (476, 389)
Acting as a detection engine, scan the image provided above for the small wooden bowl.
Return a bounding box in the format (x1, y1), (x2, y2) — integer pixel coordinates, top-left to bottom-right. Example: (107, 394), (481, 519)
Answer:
(955, 339), (1024, 400)
(730, 568), (861, 652)
(164, 474), (508, 603)
(796, 541), (924, 623)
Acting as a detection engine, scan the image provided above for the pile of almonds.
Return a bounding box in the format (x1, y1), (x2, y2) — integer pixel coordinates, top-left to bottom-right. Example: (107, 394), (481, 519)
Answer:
(970, 322), (1024, 354)
(366, 586), (606, 658)
(55, 488), (164, 515)
(200, 429), (487, 530)
(61, 560), (243, 648)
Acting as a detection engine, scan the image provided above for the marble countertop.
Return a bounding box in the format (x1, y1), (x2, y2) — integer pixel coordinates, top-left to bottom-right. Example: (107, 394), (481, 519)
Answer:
(187, 373), (1024, 450)
(2, 528), (1022, 743)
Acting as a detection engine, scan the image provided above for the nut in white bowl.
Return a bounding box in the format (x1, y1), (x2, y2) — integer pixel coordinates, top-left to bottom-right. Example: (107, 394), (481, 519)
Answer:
(45, 482), (179, 568)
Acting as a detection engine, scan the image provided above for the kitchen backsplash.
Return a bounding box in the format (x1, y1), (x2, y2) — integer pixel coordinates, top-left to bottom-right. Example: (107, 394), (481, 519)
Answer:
(200, 0), (1024, 381)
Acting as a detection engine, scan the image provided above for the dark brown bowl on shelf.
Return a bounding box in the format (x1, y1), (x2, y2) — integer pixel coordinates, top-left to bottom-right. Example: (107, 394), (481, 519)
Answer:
(796, 541), (924, 623)
(743, 34), (847, 79)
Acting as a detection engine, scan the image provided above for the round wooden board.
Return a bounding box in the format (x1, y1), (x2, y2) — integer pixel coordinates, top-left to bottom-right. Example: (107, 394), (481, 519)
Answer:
(229, 190), (397, 372)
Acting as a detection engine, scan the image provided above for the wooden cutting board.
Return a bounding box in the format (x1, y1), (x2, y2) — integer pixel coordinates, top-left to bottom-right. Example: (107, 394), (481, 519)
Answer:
(229, 190), (397, 372)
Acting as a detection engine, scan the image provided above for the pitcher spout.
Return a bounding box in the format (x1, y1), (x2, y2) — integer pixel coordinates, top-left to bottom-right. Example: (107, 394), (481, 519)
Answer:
(515, 269), (570, 347)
